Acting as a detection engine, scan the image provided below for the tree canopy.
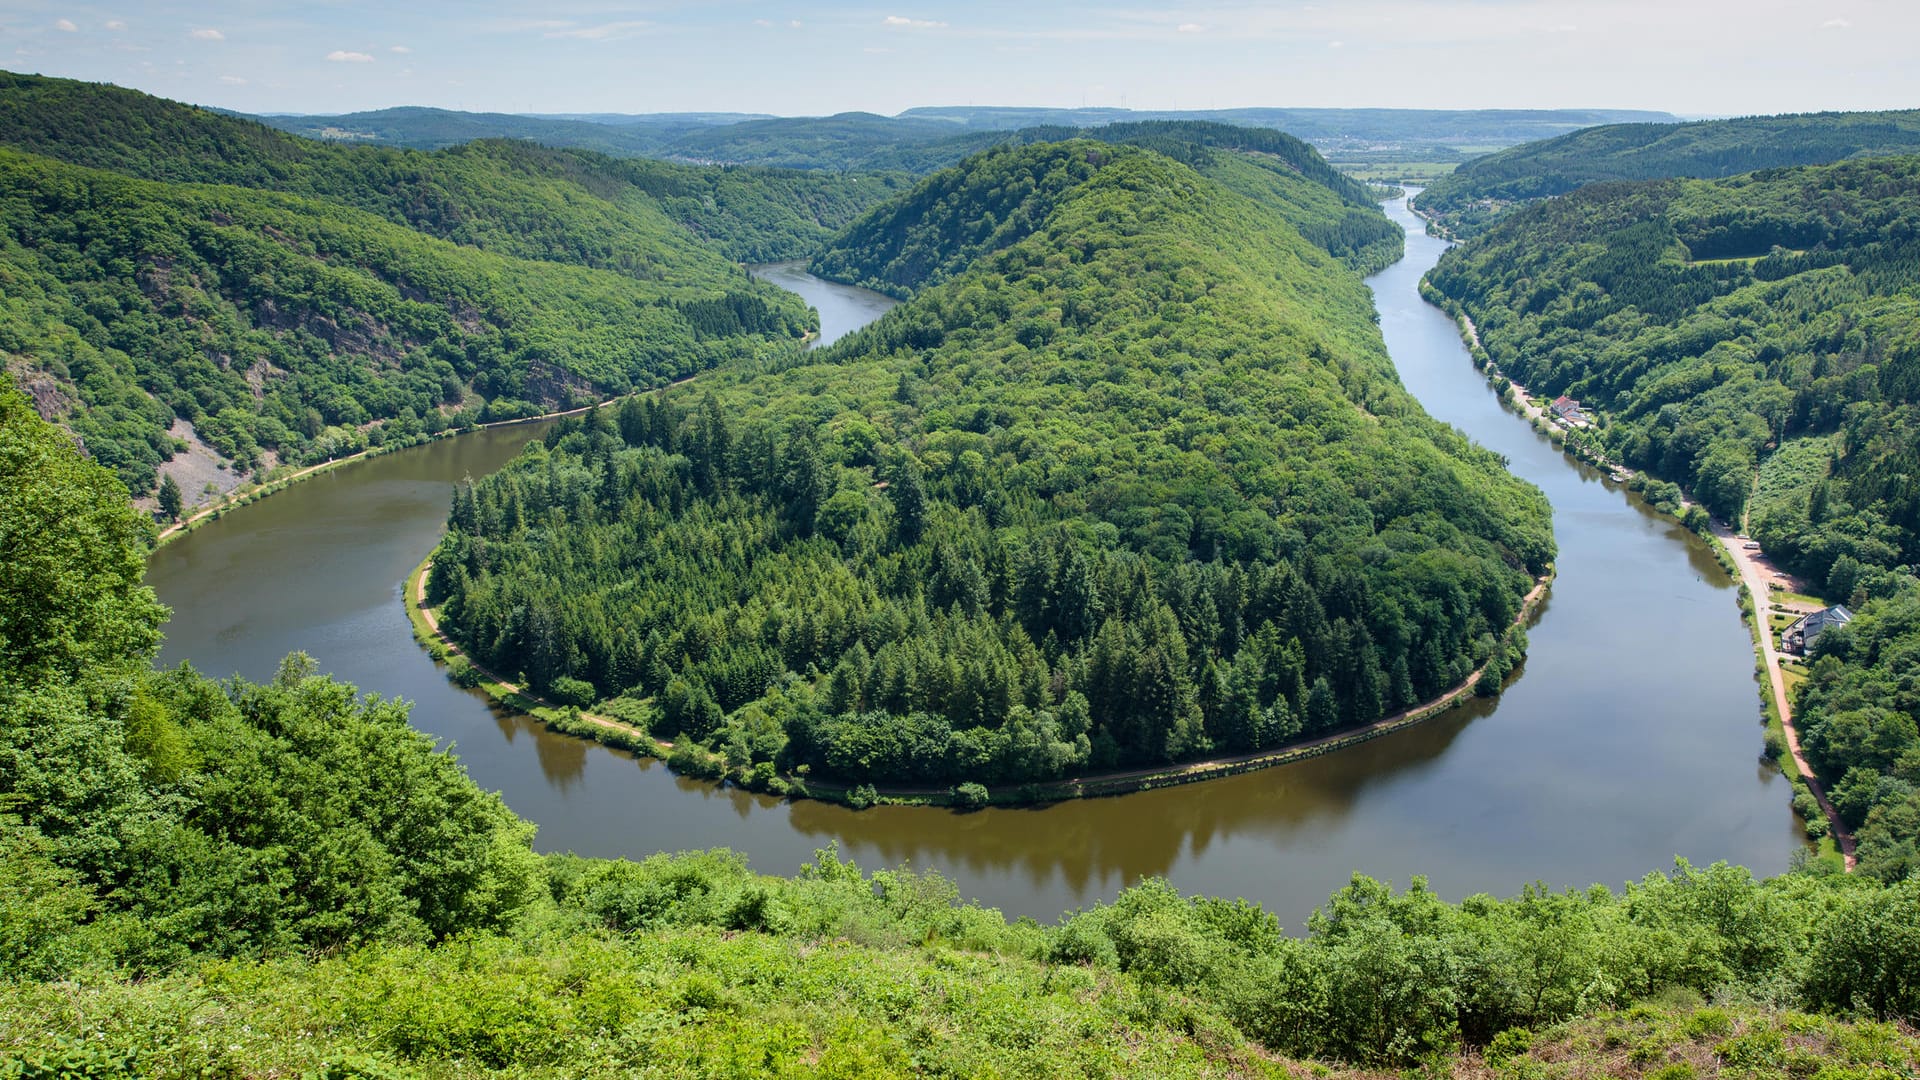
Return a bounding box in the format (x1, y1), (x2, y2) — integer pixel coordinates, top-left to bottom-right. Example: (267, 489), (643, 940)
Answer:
(1416, 108), (1920, 237)
(432, 140), (1550, 790)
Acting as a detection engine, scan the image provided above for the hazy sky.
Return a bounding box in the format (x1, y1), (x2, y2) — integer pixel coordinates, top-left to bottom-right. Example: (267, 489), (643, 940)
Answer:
(4, 1), (1915, 117)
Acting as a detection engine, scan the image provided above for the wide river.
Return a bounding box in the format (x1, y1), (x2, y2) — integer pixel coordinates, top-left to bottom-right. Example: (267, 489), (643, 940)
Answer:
(148, 209), (1797, 925)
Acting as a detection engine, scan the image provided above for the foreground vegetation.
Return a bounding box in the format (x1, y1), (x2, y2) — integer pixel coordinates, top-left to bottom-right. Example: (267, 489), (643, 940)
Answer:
(1426, 156), (1920, 879)
(428, 139), (1550, 793)
(1416, 108), (1920, 237)
(7, 280), (1920, 1079)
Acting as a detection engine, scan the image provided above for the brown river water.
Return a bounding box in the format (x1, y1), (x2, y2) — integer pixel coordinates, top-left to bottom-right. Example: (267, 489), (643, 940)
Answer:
(147, 211), (1799, 926)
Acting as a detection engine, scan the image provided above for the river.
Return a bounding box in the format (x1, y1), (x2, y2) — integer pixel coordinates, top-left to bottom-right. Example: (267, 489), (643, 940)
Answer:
(147, 227), (1797, 926)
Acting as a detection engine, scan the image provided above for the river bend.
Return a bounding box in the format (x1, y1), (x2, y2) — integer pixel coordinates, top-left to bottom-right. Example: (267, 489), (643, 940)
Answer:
(148, 227), (1796, 924)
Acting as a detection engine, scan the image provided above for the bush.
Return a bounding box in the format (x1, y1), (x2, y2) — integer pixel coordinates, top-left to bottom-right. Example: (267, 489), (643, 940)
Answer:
(550, 676), (597, 709)
(951, 782), (990, 810)
(447, 657), (483, 689)
(845, 783), (879, 810)
(667, 742), (726, 782)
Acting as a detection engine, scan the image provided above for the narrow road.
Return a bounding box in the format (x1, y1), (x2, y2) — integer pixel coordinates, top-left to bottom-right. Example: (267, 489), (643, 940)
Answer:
(1710, 520), (1856, 868)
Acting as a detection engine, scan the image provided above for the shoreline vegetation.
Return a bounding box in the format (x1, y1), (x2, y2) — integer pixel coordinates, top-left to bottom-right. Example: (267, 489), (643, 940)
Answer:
(150, 386), (698, 549)
(1408, 198), (1855, 868)
(405, 546), (1553, 809)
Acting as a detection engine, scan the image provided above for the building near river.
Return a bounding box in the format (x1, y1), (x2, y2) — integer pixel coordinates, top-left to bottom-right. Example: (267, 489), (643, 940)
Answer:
(1782, 604), (1853, 656)
(1550, 395), (1588, 424)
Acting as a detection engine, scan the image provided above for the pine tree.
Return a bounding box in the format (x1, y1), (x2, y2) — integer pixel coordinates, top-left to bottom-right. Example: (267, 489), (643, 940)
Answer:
(157, 473), (184, 521)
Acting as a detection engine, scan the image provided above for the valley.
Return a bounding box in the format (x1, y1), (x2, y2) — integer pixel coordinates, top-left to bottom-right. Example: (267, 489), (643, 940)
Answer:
(5, 43), (1920, 1077)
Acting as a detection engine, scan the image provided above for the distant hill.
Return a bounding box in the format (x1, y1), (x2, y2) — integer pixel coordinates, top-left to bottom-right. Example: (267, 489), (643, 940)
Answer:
(1414, 109), (1920, 236)
(901, 105), (1677, 145)
(255, 102), (1681, 173)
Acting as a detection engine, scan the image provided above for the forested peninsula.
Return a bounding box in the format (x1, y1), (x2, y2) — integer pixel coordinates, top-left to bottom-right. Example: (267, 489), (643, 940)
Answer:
(0, 72), (902, 497)
(1426, 155), (1920, 878)
(1416, 109), (1920, 238)
(7, 375), (1920, 1078)
(426, 139), (1553, 797)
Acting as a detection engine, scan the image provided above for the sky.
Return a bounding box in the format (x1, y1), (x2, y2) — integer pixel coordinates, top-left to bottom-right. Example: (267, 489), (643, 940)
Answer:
(3, 1), (1915, 118)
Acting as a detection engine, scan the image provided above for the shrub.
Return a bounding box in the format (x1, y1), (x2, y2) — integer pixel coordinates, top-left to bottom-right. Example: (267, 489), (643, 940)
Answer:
(951, 782), (989, 810)
(549, 676), (597, 709)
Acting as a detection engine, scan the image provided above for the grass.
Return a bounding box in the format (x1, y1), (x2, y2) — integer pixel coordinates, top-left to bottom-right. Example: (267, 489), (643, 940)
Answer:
(1773, 589), (1828, 609)
(1333, 161), (1459, 184)
(1690, 248), (1806, 267)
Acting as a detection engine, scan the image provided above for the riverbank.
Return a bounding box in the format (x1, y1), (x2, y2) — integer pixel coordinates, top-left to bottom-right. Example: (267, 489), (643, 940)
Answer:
(406, 548), (1553, 809)
(1412, 209), (1852, 867)
(149, 390), (676, 549)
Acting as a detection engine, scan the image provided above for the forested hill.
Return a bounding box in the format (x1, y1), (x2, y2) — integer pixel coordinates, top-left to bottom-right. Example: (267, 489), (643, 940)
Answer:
(811, 124), (1402, 297)
(0, 71), (911, 497)
(0, 145), (812, 496)
(9, 377), (1920, 1076)
(0, 71), (906, 265)
(1425, 156), (1920, 877)
(1415, 109), (1920, 237)
(431, 140), (1552, 792)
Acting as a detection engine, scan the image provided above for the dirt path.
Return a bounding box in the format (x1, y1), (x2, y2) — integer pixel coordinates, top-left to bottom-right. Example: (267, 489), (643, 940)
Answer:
(153, 382), (710, 545)
(155, 452), (367, 541)
(410, 561), (665, 747)
(1710, 521), (1855, 868)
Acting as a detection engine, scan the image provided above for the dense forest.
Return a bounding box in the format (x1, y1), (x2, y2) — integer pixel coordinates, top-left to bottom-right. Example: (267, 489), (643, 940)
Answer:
(0, 71), (918, 495)
(7, 380), (1920, 1077)
(1426, 156), (1920, 878)
(0, 146), (810, 495)
(429, 139), (1552, 792)
(811, 121), (1405, 293)
(1416, 109), (1920, 237)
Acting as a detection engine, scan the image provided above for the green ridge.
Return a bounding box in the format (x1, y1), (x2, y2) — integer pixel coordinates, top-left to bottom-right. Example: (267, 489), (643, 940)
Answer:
(428, 140), (1549, 791)
(1426, 155), (1920, 878)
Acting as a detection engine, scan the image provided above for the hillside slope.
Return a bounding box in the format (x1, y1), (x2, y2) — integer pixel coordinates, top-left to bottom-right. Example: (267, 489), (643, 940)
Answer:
(1416, 109), (1920, 237)
(0, 71), (903, 266)
(430, 141), (1550, 791)
(0, 147), (809, 495)
(0, 72), (923, 495)
(812, 122), (1402, 296)
(1425, 156), (1920, 876)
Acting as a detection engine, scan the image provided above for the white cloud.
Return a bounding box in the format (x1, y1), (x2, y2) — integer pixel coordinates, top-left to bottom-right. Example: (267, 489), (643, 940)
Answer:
(105, 19), (126, 31)
(54, 18), (78, 32)
(189, 28), (223, 41)
(1821, 18), (1851, 29)
(883, 15), (948, 29)
(864, 46), (893, 53)
(1176, 23), (1204, 33)
(219, 74), (246, 84)
(544, 20), (650, 40)
(325, 50), (374, 62)
(1327, 39), (1344, 48)
(389, 44), (411, 53)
